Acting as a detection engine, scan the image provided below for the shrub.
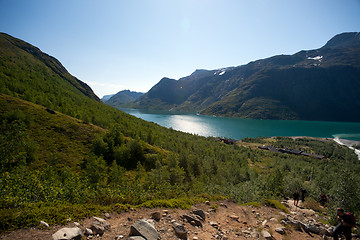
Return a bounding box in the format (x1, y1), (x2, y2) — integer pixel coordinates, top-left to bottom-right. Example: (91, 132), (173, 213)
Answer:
(262, 199), (289, 213)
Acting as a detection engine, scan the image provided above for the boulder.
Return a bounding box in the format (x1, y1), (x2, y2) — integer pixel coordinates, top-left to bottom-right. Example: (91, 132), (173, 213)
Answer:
(172, 222), (188, 239)
(52, 227), (83, 240)
(130, 219), (160, 240)
(183, 214), (203, 227)
(192, 209), (206, 220)
(275, 227), (286, 235)
(261, 230), (272, 239)
(84, 228), (93, 236)
(90, 216), (111, 235)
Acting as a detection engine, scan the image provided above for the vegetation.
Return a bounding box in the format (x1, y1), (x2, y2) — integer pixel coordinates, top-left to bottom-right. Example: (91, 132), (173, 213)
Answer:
(1, 32), (360, 232)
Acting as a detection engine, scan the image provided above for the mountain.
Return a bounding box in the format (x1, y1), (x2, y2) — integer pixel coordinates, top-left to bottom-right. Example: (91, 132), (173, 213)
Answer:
(105, 90), (144, 107)
(130, 32), (360, 122)
(101, 94), (115, 102)
(0, 32), (99, 102)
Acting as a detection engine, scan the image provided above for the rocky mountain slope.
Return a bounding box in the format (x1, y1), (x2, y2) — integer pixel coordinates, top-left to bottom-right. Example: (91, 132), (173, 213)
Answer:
(129, 32), (360, 122)
(105, 90), (144, 107)
(2, 199), (350, 240)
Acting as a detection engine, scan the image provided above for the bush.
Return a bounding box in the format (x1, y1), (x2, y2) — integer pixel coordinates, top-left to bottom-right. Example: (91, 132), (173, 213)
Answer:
(262, 199), (289, 213)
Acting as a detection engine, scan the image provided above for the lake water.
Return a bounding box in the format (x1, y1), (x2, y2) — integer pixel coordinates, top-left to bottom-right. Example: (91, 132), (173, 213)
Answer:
(120, 108), (360, 141)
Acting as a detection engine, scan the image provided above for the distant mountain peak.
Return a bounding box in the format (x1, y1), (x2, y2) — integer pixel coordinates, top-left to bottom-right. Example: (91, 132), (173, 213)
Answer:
(323, 32), (360, 48)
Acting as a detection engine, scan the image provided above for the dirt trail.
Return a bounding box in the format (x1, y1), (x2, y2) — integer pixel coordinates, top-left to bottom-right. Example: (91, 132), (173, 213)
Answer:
(1, 199), (327, 240)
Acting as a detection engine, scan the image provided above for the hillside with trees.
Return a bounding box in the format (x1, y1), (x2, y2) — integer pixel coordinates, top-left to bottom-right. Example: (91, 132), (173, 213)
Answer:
(0, 33), (360, 234)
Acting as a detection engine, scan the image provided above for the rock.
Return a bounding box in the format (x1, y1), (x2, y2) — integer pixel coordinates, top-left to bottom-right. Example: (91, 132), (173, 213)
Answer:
(151, 212), (161, 221)
(205, 201), (210, 205)
(305, 224), (322, 235)
(192, 209), (206, 220)
(52, 227), (83, 240)
(229, 215), (239, 221)
(104, 213), (110, 219)
(261, 230), (272, 239)
(220, 203), (228, 208)
(130, 219), (160, 240)
(251, 231), (259, 238)
(279, 212), (287, 217)
(209, 221), (218, 228)
(172, 222), (187, 239)
(262, 220), (268, 226)
(145, 219), (155, 228)
(275, 227), (286, 234)
(115, 235), (124, 239)
(193, 237), (198, 240)
(127, 237), (146, 240)
(73, 222), (80, 227)
(183, 214), (203, 227)
(40, 220), (49, 228)
(84, 228), (93, 236)
(270, 217), (277, 222)
(90, 216), (111, 235)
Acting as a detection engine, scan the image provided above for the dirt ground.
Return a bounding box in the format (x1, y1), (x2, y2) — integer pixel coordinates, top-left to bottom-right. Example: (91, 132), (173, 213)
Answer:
(1, 199), (328, 240)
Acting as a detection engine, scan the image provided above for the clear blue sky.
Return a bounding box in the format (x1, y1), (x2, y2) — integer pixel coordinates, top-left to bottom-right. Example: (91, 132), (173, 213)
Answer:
(1, 0), (359, 98)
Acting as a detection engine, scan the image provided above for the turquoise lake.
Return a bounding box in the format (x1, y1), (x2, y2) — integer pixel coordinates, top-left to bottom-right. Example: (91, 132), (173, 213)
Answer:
(120, 108), (360, 141)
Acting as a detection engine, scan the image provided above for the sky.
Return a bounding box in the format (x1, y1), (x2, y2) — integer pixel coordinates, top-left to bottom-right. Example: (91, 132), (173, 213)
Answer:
(1, 0), (360, 98)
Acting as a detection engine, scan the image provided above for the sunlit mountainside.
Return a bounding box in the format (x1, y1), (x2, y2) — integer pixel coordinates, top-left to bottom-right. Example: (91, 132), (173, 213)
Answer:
(126, 32), (360, 122)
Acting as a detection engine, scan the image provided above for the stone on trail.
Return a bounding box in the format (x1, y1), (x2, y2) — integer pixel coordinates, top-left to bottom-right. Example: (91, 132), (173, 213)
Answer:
(84, 228), (93, 236)
(229, 215), (239, 221)
(130, 219), (160, 240)
(172, 222), (188, 239)
(183, 214), (203, 227)
(261, 230), (272, 239)
(90, 216), (111, 235)
(40, 220), (49, 228)
(151, 212), (161, 221)
(192, 209), (206, 220)
(275, 227), (286, 235)
(52, 227), (83, 240)
(209, 221), (219, 228)
(127, 237), (146, 240)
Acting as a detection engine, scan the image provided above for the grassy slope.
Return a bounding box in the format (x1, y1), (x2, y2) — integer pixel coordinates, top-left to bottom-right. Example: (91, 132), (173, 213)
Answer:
(0, 93), (105, 169)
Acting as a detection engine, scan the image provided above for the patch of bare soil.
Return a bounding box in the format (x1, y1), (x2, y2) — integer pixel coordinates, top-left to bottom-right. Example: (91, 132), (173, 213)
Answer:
(0, 199), (329, 240)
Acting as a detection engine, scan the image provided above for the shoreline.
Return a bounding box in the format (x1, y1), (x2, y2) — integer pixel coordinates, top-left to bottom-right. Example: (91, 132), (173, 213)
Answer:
(333, 137), (360, 160)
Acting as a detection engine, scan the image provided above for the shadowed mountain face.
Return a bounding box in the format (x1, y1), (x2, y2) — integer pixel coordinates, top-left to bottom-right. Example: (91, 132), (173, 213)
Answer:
(129, 32), (360, 122)
(104, 90), (144, 107)
(0, 32), (99, 102)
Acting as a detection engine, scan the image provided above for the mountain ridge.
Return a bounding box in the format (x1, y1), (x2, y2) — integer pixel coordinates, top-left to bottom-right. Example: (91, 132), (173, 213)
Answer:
(0, 32), (99, 102)
(105, 90), (144, 107)
(128, 32), (360, 122)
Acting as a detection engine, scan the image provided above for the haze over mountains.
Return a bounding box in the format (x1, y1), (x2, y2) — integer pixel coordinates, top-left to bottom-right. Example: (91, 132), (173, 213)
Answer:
(123, 32), (360, 122)
(103, 90), (144, 106)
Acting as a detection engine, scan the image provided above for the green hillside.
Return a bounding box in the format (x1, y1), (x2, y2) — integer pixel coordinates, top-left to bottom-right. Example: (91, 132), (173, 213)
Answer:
(1, 33), (360, 232)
